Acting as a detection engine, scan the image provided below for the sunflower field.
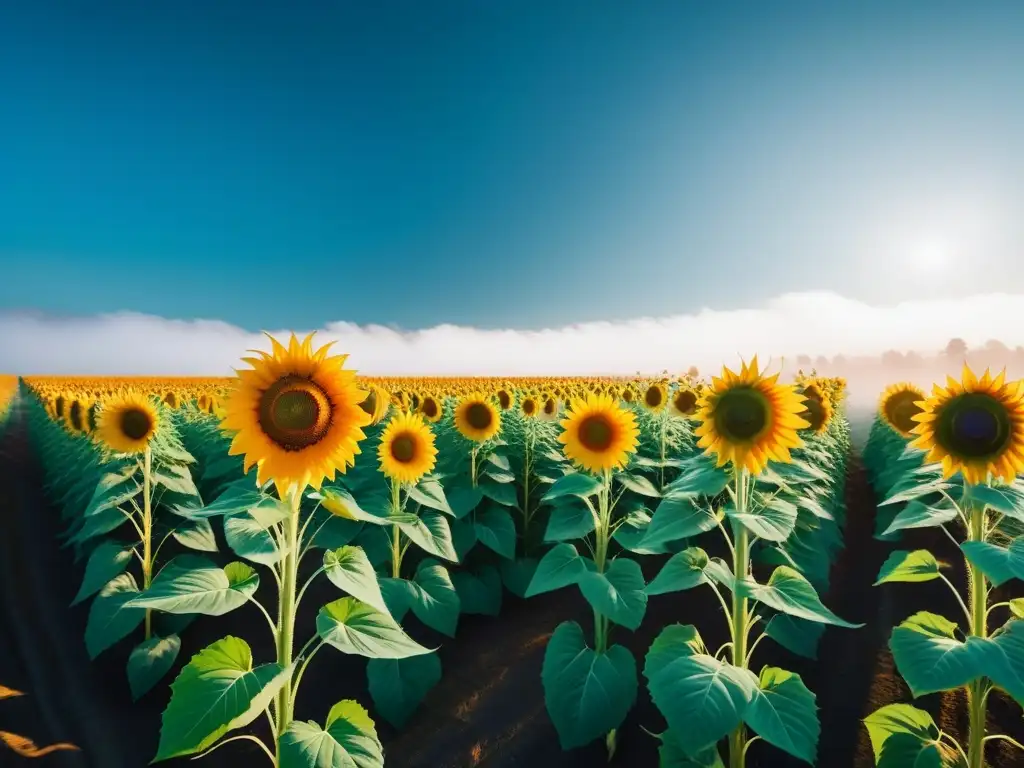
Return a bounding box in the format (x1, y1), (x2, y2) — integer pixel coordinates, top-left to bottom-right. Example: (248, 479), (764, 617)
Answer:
(7, 338), (1024, 768)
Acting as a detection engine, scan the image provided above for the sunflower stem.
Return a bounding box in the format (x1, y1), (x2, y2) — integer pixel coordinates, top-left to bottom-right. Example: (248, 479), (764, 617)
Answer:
(274, 487), (302, 759)
(596, 468), (615, 758)
(966, 497), (990, 768)
(728, 467), (751, 768)
(658, 412), (667, 492)
(142, 444), (153, 641)
(521, 422), (534, 552)
(471, 444), (479, 488)
(390, 480), (404, 578)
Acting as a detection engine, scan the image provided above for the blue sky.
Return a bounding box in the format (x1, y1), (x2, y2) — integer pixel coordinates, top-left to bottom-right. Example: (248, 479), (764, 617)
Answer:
(2, 1), (1024, 333)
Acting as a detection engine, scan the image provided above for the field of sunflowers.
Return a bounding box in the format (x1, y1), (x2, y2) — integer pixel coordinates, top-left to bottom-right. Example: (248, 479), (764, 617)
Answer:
(3, 336), (1024, 768)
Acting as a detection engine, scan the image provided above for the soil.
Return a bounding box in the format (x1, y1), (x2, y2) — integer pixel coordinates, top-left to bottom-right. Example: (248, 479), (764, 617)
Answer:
(3, 402), (1024, 768)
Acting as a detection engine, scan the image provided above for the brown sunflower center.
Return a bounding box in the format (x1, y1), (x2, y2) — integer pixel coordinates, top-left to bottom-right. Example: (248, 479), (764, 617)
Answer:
(885, 391), (923, 434)
(359, 389), (378, 417)
(543, 399), (556, 415)
(497, 390), (511, 409)
(800, 399), (826, 432)
(259, 376), (333, 451)
(120, 407), (154, 441)
(645, 386), (664, 407)
(421, 398), (439, 418)
(466, 402), (493, 430)
(941, 393), (1011, 459)
(622, 389), (635, 402)
(578, 414), (615, 452)
(390, 433), (417, 463)
(674, 390), (697, 414)
(714, 388), (769, 441)
(55, 397), (65, 418)
(69, 401), (84, 431)
(523, 399), (537, 415)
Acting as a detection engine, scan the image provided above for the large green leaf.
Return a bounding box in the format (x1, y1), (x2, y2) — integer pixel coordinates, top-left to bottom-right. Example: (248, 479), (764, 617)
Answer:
(743, 566), (862, 628)
(405, 561), (461, 637)
(172, 518), (219, 553)
(154, 636), (292, 761)
(127, 634), (181, 701)
(644, 634), (756, 755)
(743, 667), (819, 764)
(224, 505), (288, 565)
(73, 540), (134, 606)
(577, 558), (648, 630)
(445, 483), (485, 519)
(961, 538), (1024, 588)
(882, 499), (958, 536)
(366, 654), (442, 728)
(646, 548), (711, 596)
(544, 500), (597, 542)
(473, 504), (516, 559)
(764, 615), (824, 661)
(643, 495), (720, 548)
(85, 572), (145, 659)
(129, 556), (258, 616)
(964, 482), (1024, 519)
(889, 612), (984, 697)
(323, 546), (390, 615)
(451, 564), (503, 616)
(541, 621), (637, 750)
(317, 597), (433, 659)
(664, 456), (729, 498)
(279, 700), (385, 768)
(542, 472), (603, 502)
(863, 704), (939, 763)
(395, 511), (458, 562)
(526, 543), (590, 597)
(183, 482), (277, 519)
(617, 473), (661, 498)
(874, 550), (942, 585)
(877, 733), (948, 768)
(728, 495), (798, 543)
(407, 479), (453, 515)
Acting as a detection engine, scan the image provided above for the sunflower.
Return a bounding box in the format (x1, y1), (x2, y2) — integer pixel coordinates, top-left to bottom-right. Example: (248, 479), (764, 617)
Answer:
(359, 385), (391, 425)
(495, 388), (513, 411)
(540, 395), (559, 421)
(454, 392), (501, 442)
(220, 332), (371, 497)
(798, 393), (833, 435)
(694, 357), (808, 475)
(642, 382), (667, 412)
(96, 391), (160, 454)
(418, 394), (442, 423)
(559, 393), (640, 474)
(621, 386), (636, 404)
(66, 398), (89, 434)
(909, 366), (1024, 485)
(163, 391), (179, 408)
(879, 382), (926, 437)
(378, 412), (438, 484)
(521, 394), (539, 418)
(671, 387), (699, 417)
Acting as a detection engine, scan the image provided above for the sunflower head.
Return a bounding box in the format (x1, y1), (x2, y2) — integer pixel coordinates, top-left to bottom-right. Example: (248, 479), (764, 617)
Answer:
(378, 412), (438, 485)
(643, 383), (667, 411)
(541, 395), (559, 420)
(220, 332), (371, 497)
(66, 398), (89, 434)
(693, 357), (808, 475)
(521, 394), (539, 418)
(671, 387), (699, 417)
(454, 393), (501, 442)
(96, 391), (160, 454)
(163, 391), (179, 409)
(798, 394), (833, 435)
(879, 382), (926, 437)
(359, 385), (391, 425)
(419, 394), (442, 423)
(909, 366), (1024, 485)
(559, 393), (640, 474)
(621, 387), (636, 404)
(496, 388), (513, 411)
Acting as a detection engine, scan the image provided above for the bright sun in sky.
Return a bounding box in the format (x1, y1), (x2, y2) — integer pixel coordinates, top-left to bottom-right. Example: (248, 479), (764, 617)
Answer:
(906, 241), (952, 274)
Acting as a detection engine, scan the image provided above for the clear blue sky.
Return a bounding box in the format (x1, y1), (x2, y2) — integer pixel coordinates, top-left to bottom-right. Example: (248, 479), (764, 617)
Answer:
(2, 1), (1024, 331)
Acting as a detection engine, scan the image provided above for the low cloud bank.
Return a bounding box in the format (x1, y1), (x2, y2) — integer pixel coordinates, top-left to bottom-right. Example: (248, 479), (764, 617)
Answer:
(4, 291), (1024, 406)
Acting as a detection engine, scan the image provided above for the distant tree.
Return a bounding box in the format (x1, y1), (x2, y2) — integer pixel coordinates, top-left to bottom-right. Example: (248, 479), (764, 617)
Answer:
(815, 355), (829, 368)
(985, 339), (1008, 352)
(796, 354), (812, 366)
(686, 366), (699, 378)
(904, 351), (924, 367)
(881, 350), (904, 366)
(944, 338), (968, 361)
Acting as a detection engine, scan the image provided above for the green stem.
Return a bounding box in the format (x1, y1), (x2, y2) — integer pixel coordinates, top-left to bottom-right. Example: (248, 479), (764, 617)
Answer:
(390, 480), (403, 579)
(142, 445), (153, 641)
(471, 444), (479, 488)
(729, 467), (751, 768)
(659, 412), (667, 492)
(522, 425), (533, 550)
(274, 487), (302, 759)
(967, 500), (989, 768)
(594, 469), (614, 755)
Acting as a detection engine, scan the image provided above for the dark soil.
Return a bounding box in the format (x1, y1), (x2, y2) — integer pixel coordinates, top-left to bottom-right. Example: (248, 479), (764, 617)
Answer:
(3, 403), (1024, 768)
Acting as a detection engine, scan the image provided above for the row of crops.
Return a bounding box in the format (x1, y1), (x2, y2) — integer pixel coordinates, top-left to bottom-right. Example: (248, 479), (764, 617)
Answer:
(13, 337), (1024, 768)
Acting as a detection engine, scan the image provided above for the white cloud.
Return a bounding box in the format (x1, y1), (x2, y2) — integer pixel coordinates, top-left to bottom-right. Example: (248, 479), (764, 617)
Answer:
(2, 291), (1022, 385)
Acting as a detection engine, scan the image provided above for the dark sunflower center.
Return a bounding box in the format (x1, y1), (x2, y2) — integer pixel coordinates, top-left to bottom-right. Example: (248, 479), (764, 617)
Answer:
(674, 390), (697, 414)
(523, 399), (537, 415)
(390, 433), (417, 463)
(498, 391), (511, 409)
(69, 401), (83, 431)
(466, 402), (493, 430)
(544, 399), (556, 414)
(942, 393), (1011, 458)
(645, 387), (664, 407)
(55, 397), (65, 417)
(120, 407), (154, 441)
(422, 398), (438, 418)
(886, 392), (923, 434)
(578, 414), (615, 452)
(715, 388), (768, 441)
(800, 399), (826, 432)
(622, 389), (634, 402)
(359, 389), (378, 416)
(258, 376), (333, 451)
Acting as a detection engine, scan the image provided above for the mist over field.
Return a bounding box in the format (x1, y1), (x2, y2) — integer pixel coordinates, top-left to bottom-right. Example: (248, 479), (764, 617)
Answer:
(3, 290), (1022, 417)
